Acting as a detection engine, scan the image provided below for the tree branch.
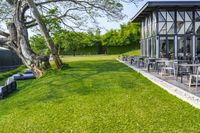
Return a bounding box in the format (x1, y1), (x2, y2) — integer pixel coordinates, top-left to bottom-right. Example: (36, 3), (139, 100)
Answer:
(0, 30), (10, 37)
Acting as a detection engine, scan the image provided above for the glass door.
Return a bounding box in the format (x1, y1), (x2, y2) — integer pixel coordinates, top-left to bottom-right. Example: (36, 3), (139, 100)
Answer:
(160, 37), (167, 58)
(185, 35), (193, 60)
(168, 36), (175, 59)
(196, 36), (200, 57)
(148, 38), (151, 57)
(177, 35), (192, 60)
(159, 36), (174, 59)
(177, 36), (184, 60)
(196, 36), (200, 62)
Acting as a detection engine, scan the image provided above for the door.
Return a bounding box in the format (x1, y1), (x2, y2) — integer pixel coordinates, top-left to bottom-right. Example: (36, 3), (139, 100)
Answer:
(159, 36), (175, 59)
(177, 35), (192, 60)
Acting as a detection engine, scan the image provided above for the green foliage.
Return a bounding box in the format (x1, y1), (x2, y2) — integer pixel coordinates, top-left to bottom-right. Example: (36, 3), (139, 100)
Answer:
(30, 20), (140, 55)
(42, 8), (62, 34)
(102, 22), (140, 47)
(53, 30), (96, 55)
(30, 35), (49, 55)
(0, 56), (200, 131)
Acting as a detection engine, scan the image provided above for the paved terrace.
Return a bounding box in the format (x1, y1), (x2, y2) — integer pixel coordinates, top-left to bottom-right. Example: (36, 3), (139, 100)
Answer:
(118, 59), (200, 109)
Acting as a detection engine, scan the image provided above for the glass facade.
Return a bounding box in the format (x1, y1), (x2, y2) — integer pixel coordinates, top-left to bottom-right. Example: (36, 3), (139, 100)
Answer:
(141, 11), (157, 58)
(140, 9), (200, 60)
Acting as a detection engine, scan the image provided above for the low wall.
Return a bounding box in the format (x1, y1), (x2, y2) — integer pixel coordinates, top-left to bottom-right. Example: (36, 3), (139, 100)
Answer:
(0, 49), (22, 71)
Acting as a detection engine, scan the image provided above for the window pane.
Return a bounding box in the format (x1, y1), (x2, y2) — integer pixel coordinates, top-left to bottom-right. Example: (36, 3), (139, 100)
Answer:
(152, 12), (156, 22)
(195, 22), (200, 34)
(185, 22), (193, 34)
(177, 11), (184, 21)
(151, 37), (156, 57)
(148, 16), (152, 37)
(159, 22), (167, 34)
(177, 36), (192, 60)
(169, 11), (175, 21)
(158, 12), (165, 22)
(167, 12), (173, 21)
(152, 22), (156, 36)
(161, 11), (166, 20)
(195, 11), (200, 21)
(196, 37), (200, 58)
(148, 39), (151, 57)
(167, 22), (173, 33)
(178, 37), (184, 60)
(186, 36), (192, 60)
(168, 37), (174, 59)
(179, 12), (185, 20)
(160, 37), (167, 58)
(168, 23), (175, 34)
(177, 22), (184, 34)
(185, 11), (192, 21)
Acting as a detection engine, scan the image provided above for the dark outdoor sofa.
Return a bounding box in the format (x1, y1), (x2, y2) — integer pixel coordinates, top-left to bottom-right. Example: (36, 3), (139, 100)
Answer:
(0, 80), (17, 99)
(0, 69), (35, 99)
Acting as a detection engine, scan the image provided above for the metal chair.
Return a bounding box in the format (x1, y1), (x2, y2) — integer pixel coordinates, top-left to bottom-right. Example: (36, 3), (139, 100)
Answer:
(189, 66), (200, 88)
(160, 61), (176, 78)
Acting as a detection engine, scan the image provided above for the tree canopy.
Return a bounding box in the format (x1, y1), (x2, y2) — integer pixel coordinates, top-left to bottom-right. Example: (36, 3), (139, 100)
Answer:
(30, 22), (140, 55)
(0, 0), (139, 77)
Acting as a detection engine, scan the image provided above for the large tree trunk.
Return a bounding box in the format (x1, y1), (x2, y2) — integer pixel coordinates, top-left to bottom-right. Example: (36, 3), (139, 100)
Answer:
(4, 0), (51, 77)
(27, 0), (63, 69)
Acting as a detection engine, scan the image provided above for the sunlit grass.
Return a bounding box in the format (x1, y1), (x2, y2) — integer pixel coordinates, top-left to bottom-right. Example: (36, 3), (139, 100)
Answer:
(124, 49), (140, 56)
(0, 54), (200, 132)
(61, 55), (118, 62)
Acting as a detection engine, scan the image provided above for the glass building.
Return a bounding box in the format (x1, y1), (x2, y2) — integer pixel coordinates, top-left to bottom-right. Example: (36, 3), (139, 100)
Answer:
(131, 1), (200, 61)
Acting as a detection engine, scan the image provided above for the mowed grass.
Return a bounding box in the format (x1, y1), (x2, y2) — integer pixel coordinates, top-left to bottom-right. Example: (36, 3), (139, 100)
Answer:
(124, 49), (140, 56)
(0, 55), (200, 132)
(61, 54), (118, 62)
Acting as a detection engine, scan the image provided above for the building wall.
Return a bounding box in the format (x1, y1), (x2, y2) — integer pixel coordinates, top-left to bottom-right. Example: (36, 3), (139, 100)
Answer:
(140, 8), (200, 61)
(0, 49), (22, 68)
(141, 11), (157, 58)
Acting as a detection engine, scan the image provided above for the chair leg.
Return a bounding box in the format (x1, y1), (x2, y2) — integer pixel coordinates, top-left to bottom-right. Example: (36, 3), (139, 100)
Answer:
(189, 76), (192, 88)
(196, 76), (198, 89)
(173, 69), (175, 79)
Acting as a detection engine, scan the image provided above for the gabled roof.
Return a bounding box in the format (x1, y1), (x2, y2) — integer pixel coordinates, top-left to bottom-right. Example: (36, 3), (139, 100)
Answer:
(131, 1), (200, 22)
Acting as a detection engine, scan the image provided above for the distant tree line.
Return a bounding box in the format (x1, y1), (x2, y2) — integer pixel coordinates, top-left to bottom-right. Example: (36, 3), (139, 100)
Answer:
(30, 22), (140, 56)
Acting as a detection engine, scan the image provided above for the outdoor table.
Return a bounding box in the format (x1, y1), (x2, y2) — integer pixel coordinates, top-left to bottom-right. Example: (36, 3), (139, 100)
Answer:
(129, 56), (137, 64)
(155, 59), (169, 73)
(145, 58), (159, 72)
(177, 63), (200, 83)
(134, 56), (145, 67)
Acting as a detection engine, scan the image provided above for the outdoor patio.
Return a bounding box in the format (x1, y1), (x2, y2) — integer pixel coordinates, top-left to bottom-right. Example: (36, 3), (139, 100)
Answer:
(119, 56), (200, 108)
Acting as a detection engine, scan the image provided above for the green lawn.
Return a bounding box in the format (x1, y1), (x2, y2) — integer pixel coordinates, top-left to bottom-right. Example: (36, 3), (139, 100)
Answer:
(124, 49), (140, 56)
(0, 55), (200, 132)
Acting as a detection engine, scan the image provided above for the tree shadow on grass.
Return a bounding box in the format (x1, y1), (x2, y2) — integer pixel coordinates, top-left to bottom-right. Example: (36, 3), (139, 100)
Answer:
(2, 60), (140, 105)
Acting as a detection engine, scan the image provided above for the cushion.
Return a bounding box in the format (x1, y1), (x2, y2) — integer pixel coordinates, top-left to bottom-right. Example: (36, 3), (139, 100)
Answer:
(24, 70), (33, 74)
(0, 86), (3, 94)
(5, 77), (15, 86)
(12, 73), (36, 80)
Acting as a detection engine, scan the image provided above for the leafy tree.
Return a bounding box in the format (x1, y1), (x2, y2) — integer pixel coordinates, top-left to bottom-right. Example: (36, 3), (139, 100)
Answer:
(30, 35), (49, 55)
(0, 0), (139, 77)
(54, 30), (85, 55)
(102, 22), (140, 48)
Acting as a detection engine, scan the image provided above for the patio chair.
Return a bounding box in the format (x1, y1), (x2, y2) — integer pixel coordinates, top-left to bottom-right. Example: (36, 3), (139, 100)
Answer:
(145, 58), (157, 72)
(160, 61), (176, 78)
(189, 66), (200, 88)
